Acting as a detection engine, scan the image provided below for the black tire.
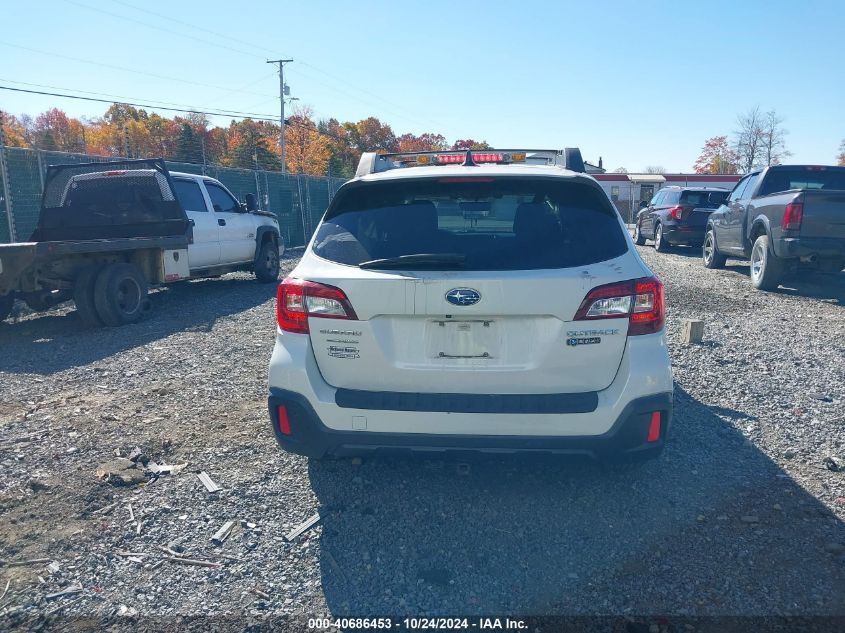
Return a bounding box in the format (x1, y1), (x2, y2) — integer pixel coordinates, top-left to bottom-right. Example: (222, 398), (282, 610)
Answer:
(702, 229), (727, 269)
(749, 234), (784, 291)
(633, 219), (646, 245)
(73, 266), (105, 327)
(254, 238), (280, 283)
(653, 223), (670, 252)
(0, 294), (13, 322)
(93, 263), (150, 326)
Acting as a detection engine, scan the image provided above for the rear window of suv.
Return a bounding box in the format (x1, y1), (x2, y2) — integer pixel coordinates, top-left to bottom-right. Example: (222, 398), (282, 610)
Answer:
(313, 177), (627, 270)
(680, 190), (728, 208)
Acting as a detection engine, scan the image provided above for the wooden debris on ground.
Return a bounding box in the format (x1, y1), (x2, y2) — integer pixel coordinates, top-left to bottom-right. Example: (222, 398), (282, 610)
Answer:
(285, 512), (321, 542)
(197, 471), (222, 493)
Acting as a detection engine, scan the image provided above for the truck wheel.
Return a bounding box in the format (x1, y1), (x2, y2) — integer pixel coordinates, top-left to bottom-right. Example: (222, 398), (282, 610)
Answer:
(255, 238), (280, 283)
(0, 294), (13, 322)
(702, 230), (726, 269)
(94, 263), (150, 326)
(750, 234), (784, 291)
(73, 266), (105, 327)
(654, 223), (670, 252)
(633, 220), (646, 246)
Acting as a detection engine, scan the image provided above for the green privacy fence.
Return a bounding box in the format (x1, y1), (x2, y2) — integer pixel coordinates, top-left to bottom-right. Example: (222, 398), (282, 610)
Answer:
(0, 147), (347, 247)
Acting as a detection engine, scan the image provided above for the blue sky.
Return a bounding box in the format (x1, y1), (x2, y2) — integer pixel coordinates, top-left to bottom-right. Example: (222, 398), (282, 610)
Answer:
(2, 0), (843, 171)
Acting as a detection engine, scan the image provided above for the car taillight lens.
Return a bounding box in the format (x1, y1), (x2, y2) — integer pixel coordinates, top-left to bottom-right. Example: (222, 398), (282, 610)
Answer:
(782, 202), (803, 231)
(573, 276), (664, 336)
(669, 206), (683, 220)
(276, 277), (358, 334)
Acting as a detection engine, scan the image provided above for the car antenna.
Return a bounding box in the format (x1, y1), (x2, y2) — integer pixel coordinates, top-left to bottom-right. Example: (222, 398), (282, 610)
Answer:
(461, 150), (477, 167)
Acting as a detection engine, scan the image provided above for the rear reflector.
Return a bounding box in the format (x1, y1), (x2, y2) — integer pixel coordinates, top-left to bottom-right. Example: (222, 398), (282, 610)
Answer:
(647, 412), (661, 442)
(277, 277), (358, 334)
(573, 276), (665, 335)
(277, 405), (291, 435)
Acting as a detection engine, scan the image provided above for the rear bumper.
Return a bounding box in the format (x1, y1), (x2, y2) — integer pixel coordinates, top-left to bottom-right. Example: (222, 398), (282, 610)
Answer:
(268, 389), (673, 460)
(774, 236), (845, 260)
(662, 224), (706, 244)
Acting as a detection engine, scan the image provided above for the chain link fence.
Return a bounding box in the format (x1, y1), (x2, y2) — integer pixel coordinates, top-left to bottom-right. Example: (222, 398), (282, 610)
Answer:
(0, 146), (346, 247)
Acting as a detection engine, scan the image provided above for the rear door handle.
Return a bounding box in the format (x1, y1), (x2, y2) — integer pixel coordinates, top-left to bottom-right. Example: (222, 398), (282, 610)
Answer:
(218, 218), (226, 226)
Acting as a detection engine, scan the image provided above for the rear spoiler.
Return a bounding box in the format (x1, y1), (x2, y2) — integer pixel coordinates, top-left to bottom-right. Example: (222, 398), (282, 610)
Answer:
(355, 148), (586, 177)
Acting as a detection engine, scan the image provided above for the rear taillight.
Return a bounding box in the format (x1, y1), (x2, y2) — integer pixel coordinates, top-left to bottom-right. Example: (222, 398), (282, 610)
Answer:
(276, 277), (358, 334)
(669, 206), (683, 220)
(573, 276), (664, 336)
(782, 202), (803, 231)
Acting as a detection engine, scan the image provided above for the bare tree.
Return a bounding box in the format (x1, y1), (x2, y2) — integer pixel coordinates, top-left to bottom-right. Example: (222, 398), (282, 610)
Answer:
(643, 165), (666, 174)
(837, 139), (845, 166)
(734, 106), (766, 173)
(760, 110), (790, 166)
(613, 167), (628, 174)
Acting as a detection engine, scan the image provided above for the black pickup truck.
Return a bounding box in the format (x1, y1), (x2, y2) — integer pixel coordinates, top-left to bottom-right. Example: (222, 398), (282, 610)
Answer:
(702, 165), (845, 290)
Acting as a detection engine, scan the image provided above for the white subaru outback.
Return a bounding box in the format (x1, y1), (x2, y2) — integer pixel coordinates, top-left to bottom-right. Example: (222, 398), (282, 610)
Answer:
(268, 148), (673, 462)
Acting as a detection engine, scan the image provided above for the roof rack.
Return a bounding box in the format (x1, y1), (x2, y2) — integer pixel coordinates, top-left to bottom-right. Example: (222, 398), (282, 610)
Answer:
(354, 147), (585, 177)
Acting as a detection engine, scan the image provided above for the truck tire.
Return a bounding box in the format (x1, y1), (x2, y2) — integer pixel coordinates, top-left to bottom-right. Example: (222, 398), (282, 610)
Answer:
(654, 223), (670, 252)
(633, 219), (646, 245)
(0, 294), (13, 322)
(702, 229), (726, 269)
(93, 263), (150, 326)
(73, 266), (105, 327)
(254, 238), (280, 283)
(750, 234), (784, 291)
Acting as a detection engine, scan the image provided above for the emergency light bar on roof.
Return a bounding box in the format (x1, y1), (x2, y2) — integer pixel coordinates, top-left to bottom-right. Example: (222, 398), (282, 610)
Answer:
(354, 148), (586, 177)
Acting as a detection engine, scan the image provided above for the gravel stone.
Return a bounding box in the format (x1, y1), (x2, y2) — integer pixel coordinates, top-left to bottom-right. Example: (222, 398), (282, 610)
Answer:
(0, 245), (843, 619)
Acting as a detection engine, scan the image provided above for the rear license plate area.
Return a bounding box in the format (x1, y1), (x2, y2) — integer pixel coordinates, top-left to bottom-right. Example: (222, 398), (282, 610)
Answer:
(425, 320), (498, 359)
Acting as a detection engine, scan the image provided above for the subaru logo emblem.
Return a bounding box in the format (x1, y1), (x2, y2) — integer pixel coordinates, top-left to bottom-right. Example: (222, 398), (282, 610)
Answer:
(445, 288), (481, 306)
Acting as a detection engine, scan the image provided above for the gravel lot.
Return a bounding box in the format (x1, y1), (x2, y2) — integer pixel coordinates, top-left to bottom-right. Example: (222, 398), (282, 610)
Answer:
(0, 242), (843, 628)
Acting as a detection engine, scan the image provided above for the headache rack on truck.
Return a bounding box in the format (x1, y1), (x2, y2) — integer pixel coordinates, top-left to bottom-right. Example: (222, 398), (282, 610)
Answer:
(32, 158), (190, 242)
(355, 147), (586, 177)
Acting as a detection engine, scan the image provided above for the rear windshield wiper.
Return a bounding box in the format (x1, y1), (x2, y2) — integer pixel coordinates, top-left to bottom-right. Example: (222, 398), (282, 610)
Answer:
(358, 253), (467, 270)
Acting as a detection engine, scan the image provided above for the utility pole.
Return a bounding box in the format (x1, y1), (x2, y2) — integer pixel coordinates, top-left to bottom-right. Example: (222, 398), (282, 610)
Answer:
(267, 58), (293, 173)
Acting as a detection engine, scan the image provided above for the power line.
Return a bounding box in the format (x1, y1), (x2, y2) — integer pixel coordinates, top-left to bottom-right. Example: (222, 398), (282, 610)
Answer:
(83, 0), (443, 128)
(0, 85), (282, 122)
(63, 0), (264, 60)
(112, 0), (275, 56)
(0, 41), (277, 100)
(0, 78), (282, 120)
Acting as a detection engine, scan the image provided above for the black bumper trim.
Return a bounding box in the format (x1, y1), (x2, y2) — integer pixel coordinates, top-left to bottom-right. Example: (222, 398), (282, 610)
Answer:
(335, 388), (598, 414)
(269, 388), (673, 460)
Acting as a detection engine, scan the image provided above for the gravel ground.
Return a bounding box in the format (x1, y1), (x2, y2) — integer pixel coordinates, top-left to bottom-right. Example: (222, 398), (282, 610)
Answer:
(0, 242), (843, 628)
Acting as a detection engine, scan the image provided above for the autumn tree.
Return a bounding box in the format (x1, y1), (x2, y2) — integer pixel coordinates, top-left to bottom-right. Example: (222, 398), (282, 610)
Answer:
(452, 139), (491, 150)
(0, 111), (27, 147)
(343, 117), (397, 153)
(228, 119), (281, 170)
(284, 106), (331, 175)
(693, 136), (738, 174)
(31, 108), (86, 152)
(316, 118), (358, 178)
(396, 133), (449, 153)
(838, 139), (845, 166)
